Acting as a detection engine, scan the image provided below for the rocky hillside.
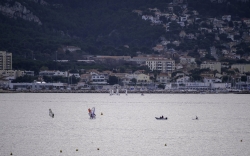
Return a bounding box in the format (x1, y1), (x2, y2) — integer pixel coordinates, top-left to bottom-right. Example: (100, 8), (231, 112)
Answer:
(0, 0), (250, 61)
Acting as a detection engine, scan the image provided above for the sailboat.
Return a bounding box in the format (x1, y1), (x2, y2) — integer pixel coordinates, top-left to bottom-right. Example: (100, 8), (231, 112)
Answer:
(88, 107), (96, 119)
(125, 89), (128, 95)
(116, 89), (120, 95)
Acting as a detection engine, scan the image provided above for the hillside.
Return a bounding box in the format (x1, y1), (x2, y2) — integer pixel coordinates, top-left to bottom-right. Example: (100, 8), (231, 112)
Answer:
(0, 0), (250, 61)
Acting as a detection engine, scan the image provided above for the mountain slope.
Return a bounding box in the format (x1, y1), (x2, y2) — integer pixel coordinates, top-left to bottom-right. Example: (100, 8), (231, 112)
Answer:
(0, 0), (250, 61)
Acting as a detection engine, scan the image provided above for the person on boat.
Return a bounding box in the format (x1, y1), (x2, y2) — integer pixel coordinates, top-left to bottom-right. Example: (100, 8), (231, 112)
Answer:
(165, 117), (168, 119)
(88, 108), (92, 118)
(196, 116), (198, 120)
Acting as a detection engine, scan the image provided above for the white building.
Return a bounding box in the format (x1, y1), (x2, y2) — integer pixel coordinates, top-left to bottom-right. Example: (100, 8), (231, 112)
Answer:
(0, 51), (12, 70)
(200, 61), (221, 73)
(90, 72), (108, 84)
(146, 58), (175, 73)
(68, 73), (80, 78)
(8, 81), (64, 90)
(39, 71), (68, 77)
(179, 56), (196, 64)
(231, 64), (250, 73)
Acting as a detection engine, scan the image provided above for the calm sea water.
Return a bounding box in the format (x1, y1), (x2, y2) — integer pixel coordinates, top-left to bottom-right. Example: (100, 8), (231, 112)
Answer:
(0, 93), (250, 156)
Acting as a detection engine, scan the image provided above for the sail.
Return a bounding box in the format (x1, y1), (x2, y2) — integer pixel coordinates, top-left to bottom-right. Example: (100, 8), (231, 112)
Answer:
(91, 107), (95, 115)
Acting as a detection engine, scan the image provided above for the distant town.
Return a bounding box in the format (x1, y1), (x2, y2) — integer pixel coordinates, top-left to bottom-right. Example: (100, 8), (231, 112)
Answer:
(1, 50), (250, 93)
(1, 0), (250, 93)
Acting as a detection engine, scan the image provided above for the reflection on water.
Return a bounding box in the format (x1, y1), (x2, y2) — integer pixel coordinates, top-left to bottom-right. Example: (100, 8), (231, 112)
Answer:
(0, 93), (250, 156)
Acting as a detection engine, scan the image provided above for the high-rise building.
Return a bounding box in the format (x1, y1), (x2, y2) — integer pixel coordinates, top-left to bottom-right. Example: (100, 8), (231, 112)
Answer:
(0, 51), (12, 70)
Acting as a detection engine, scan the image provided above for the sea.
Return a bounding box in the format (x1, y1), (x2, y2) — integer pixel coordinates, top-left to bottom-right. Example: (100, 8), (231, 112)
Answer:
(0, 93), (250, 156)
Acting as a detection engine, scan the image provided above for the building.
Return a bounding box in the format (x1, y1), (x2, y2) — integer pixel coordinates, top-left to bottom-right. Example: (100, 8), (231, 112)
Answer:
(231, 64), (250, 73)
(0, 51), (12, 70)
(24, 71), (35, 76)
(179, 56), (196, 65)
(90, 72), (108, 84)
(146, 58), (175, 73)
(136, 74), (151, 83)
(157, 73), (170, 83)
(0, 70), (24, 80)
(200, 61), (221, 73)
(39, 70), (68, 77)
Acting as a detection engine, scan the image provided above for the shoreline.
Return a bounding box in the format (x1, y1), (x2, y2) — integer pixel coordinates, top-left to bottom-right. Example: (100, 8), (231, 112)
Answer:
(1, 89), (249, 94)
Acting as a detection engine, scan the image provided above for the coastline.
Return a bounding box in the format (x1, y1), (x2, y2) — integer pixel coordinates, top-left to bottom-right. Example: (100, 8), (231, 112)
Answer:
(1, 89), (249, 94)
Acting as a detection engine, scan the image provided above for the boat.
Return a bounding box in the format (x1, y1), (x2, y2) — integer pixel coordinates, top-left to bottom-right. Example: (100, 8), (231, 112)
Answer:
(116, 89), (120, 95)
(88, 107), (96, 119)
(125, 89), (127, 95)
(155, 117), (168, 120)
(49, 109), (54, 118)
(192, 116), (199, 120)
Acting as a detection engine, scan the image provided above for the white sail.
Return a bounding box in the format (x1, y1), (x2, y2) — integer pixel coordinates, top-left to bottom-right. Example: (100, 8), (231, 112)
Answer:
(125, 89), (127, 95)
(91, 107), (95, 115)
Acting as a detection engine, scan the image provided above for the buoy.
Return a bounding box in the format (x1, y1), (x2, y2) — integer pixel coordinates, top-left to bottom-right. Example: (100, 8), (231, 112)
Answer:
(76, 149), (78, 151)
(97, 148), (99, 150)
(60, 150), (62, 153)
(165, 144), (167, 146)
(241, 140), (242, 142)
(10, 152), (12, 155)
(101, 112), (103, 115)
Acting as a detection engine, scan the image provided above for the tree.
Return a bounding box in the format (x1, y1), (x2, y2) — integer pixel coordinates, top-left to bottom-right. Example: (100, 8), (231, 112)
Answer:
(131, 78), (137, 85)
(108, 76), (118, 85)
(158, 84), (165, 89)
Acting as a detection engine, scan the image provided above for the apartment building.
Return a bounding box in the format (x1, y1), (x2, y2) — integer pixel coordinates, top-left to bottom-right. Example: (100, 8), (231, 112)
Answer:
(0, 51), (12, 70)
(146, 58), (175, 73)
(231, 64), (250, 73)
(200, 61), (221, 73)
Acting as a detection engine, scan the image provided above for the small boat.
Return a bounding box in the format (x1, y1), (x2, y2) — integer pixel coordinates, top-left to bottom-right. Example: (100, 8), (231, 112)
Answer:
(192, 116), (198, 120)
(155, 117), (168, 120)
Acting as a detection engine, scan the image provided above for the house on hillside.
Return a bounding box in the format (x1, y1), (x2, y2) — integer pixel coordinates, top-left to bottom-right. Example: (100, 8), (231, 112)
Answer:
(222, 15), (231, 21)
(179, 56), (196, 65)
(136, 74), (151, 83)
(156, 73), (171, 83)
(200, 61), (221, 73)
(152, 44), (164, 52)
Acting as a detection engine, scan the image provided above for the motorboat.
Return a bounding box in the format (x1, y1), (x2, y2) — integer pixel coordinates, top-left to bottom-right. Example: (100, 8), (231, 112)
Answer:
(155, 117), (168, 120)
